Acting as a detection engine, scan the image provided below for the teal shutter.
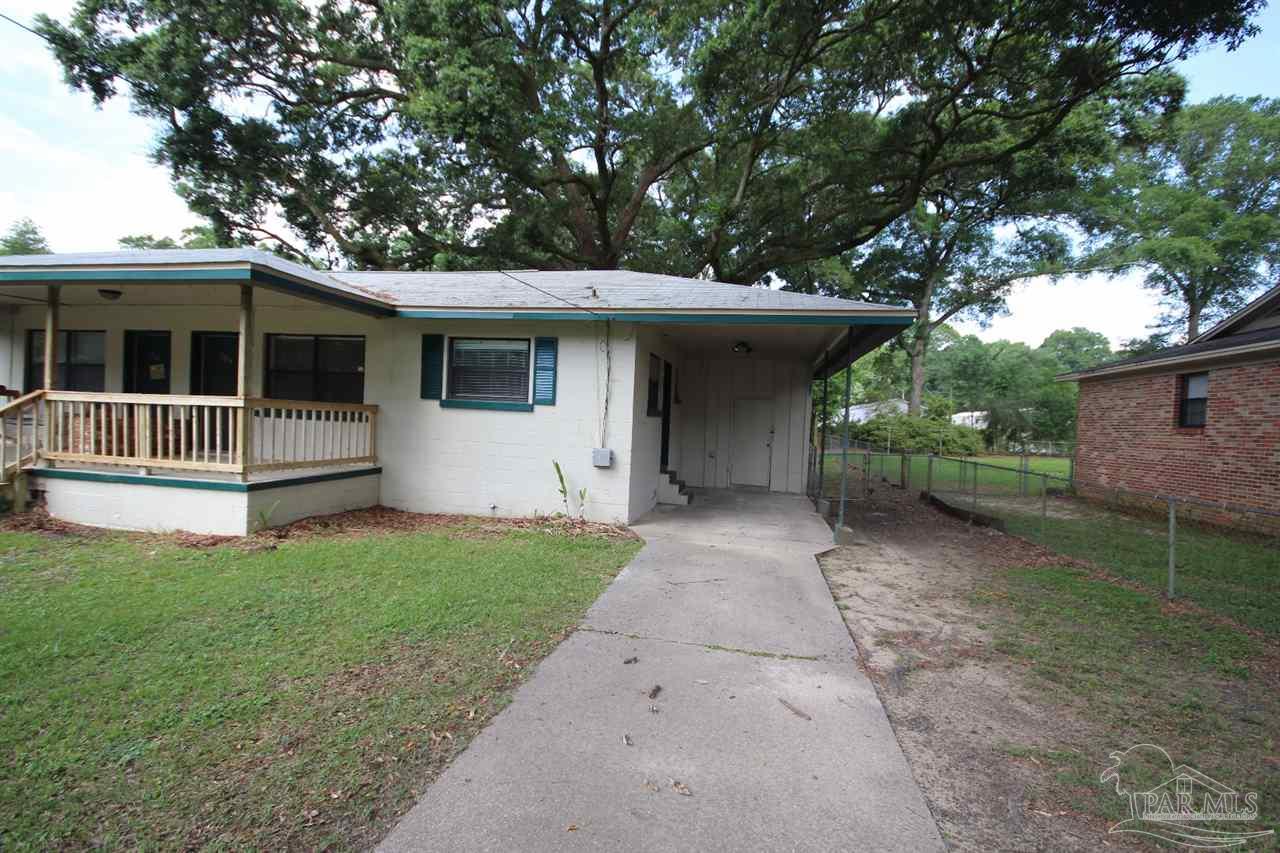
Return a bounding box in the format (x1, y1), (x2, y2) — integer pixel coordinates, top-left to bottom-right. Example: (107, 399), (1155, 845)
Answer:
(421, 334), (444, 399)
(533, 337), (558, 405)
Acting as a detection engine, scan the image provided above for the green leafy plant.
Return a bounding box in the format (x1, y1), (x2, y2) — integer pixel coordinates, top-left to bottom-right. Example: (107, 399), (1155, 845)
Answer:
(552, 461), (571, 517)
(253, 500), (281, 534)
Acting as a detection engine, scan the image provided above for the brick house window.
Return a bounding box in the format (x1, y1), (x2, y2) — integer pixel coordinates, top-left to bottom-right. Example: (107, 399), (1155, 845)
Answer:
(1178, 372), (1208, 428)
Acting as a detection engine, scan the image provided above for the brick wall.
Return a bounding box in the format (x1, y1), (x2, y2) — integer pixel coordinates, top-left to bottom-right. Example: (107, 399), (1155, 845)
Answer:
(1075, 358), (1280, 513)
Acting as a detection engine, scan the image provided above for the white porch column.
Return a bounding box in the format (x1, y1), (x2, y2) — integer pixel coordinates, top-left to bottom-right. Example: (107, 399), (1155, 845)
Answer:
(43, 285), (59, 390)
(237, 284), (255, 478)
(237, 284), (255, 397)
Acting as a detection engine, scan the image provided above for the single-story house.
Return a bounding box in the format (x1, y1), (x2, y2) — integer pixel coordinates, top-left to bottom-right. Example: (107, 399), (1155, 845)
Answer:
(0, 249), (913, 534)
(1059, 282), (1280, 515)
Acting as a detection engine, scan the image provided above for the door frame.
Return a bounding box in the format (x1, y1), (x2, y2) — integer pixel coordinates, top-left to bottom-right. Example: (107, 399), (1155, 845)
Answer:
(659, 360), (674, 471)
(730, 396), (774, 489)
(123, 330), (172, 394)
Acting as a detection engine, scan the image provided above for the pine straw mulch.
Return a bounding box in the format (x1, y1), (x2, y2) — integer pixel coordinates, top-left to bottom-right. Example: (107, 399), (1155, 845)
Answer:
(0, 505), (637, 551)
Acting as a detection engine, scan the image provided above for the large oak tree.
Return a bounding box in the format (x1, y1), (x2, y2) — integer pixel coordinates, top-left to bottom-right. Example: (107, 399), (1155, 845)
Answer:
(39, 0), (1260, 277)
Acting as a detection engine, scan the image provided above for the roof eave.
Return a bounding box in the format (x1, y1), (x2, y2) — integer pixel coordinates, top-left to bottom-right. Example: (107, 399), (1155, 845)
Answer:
(1057, 338), (1280, 382)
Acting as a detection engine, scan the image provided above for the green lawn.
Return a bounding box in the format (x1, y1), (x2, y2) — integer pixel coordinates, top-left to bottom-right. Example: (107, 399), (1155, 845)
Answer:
(0, 520), (640, 850)
(820, 452), (1070, 496)
(998, 503), (1280, 637)
(983, 565), (1278, 841)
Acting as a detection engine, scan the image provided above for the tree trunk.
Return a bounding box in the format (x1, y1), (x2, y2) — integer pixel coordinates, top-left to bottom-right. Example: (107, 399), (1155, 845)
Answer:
(908, 331), (928, 416)
(1187, 300), (1202, 340)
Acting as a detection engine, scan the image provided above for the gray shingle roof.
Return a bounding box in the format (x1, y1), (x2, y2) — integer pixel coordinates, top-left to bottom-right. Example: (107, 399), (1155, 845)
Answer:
(0, 249), (914, 317)
(1060, 325), (1280, 381)
(329, 269), (909, 313)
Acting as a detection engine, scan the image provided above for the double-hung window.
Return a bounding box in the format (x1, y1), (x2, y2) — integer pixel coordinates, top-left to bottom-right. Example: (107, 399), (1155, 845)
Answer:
(26, 330), (106, 392)
(1177, 372), (1208, 428)
(264, 334), (365, 403)
(447, 338), (531, 403)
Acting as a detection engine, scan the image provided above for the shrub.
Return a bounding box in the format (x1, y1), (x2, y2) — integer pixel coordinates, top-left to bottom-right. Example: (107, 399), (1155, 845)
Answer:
(851, 414), (983, 455)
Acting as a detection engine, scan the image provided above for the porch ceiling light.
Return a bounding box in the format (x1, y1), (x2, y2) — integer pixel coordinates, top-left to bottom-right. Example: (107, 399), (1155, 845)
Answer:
(97, 288), (123, 301)
(731, 340), (752, 354)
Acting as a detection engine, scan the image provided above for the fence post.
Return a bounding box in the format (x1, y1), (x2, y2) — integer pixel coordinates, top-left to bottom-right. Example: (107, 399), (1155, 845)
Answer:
(971, 460), (978, 518)
(1040, 474), (1048, 541)
(1167, 497), (1177, 599)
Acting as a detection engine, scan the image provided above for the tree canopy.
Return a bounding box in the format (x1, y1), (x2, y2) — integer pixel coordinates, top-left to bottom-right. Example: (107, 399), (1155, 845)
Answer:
(39, 0), (1261, 278)
(118, 225), (225, 250)
(0, 218), (52, 255)
(1078, 96), (1280, 339)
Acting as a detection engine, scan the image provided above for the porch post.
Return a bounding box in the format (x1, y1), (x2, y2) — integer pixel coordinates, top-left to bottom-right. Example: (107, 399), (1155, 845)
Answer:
(43, 285), (59, 389)
(816, 375), (828, 502)
(237, 284), (255, 478)
(836, 327), (853, 540)
(238, 284), (255, 397)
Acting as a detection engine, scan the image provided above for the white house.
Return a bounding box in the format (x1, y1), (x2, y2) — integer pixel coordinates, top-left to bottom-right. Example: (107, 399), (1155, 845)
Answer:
(0, 250), (913, 534)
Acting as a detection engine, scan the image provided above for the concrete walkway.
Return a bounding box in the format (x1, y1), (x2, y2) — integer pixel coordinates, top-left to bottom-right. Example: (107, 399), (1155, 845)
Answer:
(379, 490), (943, 852)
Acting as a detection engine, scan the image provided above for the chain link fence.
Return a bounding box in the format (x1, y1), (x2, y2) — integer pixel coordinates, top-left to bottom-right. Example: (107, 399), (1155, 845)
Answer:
(808, 444), (1280, 634)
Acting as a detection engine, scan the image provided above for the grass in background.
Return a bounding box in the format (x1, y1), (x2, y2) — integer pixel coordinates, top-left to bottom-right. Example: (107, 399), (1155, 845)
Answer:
(0, 525), (640, 850)
(820, 452), (1070, 496)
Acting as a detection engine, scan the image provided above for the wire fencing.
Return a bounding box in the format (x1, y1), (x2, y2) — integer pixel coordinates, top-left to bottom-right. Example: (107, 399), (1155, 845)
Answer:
(808, 446), (1280, 636)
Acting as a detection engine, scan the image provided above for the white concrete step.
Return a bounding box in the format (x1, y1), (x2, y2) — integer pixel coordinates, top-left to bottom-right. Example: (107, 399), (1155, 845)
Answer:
(657, 469), (691, 506)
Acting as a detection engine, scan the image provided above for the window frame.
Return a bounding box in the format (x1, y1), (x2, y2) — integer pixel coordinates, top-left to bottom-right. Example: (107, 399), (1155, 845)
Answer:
(1177, 371), (1209, 429)
(442, 336), (534, 411)
(25, 329), (107, 393)
(263, 333), (366, 404)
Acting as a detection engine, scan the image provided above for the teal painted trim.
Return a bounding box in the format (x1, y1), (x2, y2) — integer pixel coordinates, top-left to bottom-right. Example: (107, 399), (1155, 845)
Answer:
(533, 336), (557, 405)
(0, 268), (250, 283)
(29, 466), (381, 493)
(396, 309), (912, 326)
(440, 399), (534, 412)
(421, 334), (444, 399)
(249, 268), (394, 317)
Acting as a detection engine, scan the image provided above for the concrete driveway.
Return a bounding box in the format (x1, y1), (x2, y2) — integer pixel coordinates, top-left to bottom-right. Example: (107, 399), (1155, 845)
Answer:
(379, 489), (943, 852)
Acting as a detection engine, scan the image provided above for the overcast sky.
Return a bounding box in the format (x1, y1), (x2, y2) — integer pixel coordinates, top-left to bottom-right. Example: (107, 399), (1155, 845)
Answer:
(1, 1), (1278, 349)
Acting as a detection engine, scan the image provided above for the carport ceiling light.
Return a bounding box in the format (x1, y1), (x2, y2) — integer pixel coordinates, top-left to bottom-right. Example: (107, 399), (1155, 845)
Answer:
(731, 341), (752, 354)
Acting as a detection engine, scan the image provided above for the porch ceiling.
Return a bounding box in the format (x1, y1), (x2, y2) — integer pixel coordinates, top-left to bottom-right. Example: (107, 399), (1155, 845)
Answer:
(0, 282), (330, 309)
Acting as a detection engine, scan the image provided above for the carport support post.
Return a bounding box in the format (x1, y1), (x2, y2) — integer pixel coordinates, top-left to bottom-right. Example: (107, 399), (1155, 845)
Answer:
(1167, 498), (1177, 599)
(926, 454), (934, 495)
(1040, 474), (1048, 541)
(816, 376), (828, 502)
(836, 333), (854, 539)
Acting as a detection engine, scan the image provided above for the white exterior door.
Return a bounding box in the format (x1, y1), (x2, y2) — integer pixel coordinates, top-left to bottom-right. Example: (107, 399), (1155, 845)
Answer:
(731, 398), (773, 488)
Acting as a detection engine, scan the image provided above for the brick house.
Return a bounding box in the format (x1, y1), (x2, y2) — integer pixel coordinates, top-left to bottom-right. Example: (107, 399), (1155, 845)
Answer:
(1059, 284), (1280, 517)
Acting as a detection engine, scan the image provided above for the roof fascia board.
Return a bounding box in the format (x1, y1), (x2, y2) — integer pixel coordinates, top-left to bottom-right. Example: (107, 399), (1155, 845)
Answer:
(1190, 282), (1280, 343)
(0, 265), (394, 318)
(1057, 339), (1280, 381)
(394, 309), (914, 325)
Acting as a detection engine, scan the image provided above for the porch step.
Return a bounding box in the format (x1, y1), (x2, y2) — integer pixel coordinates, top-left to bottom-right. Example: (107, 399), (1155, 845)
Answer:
(657, 469), (692, 506)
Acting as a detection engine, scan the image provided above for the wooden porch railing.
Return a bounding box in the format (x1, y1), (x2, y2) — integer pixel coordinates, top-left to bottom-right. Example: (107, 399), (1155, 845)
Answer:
(1, 390), (48, 484)
(31, 391), (377, 476)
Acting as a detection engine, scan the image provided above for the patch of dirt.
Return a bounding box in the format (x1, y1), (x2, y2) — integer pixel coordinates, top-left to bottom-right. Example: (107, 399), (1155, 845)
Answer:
(0, 505), (637, 550)
(820, 491), (1131, 851)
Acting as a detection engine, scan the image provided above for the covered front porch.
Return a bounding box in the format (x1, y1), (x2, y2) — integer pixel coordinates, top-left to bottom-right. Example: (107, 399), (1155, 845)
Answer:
(0, 257), (388, 531)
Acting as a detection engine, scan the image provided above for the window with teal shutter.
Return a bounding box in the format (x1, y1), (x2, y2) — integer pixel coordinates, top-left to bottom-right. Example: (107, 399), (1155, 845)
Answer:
(421, 334), (443, 399)
(533, 337), (558, 405)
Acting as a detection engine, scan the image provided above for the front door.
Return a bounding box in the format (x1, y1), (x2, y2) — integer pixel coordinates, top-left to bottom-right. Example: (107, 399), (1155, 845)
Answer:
(124, 331), (172, 394)
(660, 361), (674, 471)
(190, 332), (239, 396)
(731, 398), (773, 488)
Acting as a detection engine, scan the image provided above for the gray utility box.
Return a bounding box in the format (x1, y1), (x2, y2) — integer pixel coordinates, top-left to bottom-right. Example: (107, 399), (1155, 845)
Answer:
(592, 448), (613, 468)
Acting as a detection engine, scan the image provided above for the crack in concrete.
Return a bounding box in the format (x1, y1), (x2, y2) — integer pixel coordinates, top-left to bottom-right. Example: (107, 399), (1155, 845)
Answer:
(578, 627), (823, 661)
